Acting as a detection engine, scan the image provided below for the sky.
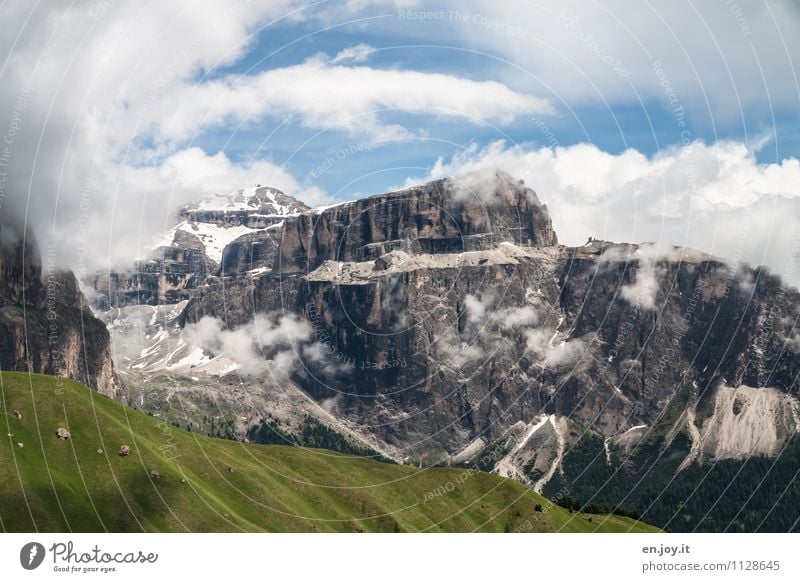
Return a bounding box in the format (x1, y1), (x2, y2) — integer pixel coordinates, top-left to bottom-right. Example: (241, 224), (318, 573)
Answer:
(0, 0), (799, 284)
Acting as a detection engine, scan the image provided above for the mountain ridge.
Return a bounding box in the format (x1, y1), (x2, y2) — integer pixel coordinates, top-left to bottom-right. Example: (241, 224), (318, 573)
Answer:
(80, 171), (800, 531)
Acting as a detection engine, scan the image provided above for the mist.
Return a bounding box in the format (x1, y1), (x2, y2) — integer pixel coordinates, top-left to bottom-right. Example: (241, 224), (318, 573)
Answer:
(0, 1), (313, 274)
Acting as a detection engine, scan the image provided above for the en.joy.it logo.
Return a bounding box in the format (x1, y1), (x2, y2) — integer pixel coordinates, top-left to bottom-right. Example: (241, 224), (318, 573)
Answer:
(20, 542), (46, 570)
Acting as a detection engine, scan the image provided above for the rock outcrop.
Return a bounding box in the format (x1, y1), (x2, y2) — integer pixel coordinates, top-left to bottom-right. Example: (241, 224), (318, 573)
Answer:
(0, 224), (123, 398)
(88, 186), (310, 309)
(218, 229), (282, 278)
(93, 171), (800, 530)
(177, 172), (800, 467)
(179, 186), (308, 227)
(88, 230), (217, 309)
(276, 173), (556, 274)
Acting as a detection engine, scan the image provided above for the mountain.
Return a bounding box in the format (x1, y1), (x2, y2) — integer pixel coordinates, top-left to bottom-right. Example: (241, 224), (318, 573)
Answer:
(0, 371), (657, 532)
(86, 171), (800, 532)
(0, 225), (122, 398)
(86, 186), (310, 309)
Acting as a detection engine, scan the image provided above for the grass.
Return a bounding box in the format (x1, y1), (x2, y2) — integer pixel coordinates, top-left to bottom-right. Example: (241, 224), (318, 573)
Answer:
(0, 372), (658, 533)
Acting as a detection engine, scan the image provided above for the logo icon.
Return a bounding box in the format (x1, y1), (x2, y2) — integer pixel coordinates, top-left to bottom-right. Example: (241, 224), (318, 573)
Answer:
(20, 542), (46, 570)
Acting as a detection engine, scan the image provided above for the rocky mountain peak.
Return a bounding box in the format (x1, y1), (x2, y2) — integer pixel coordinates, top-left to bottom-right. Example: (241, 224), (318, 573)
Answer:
(276, 171), (557, 274)
(179, 186), (310, 224)
(87, 186), (311, 308)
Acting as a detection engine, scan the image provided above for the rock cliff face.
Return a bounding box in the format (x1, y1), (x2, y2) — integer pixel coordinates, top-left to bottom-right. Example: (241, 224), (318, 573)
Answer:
(277, 174), (556, 274)
(179, 186), (308, 227)
(218, 229), (282, 278)
(178, 172), (800, 467)
(0, 225), (122, 398)
(88, 186), (309, 309)
(98, 171), (800, 531)
(88, 230), (217, 310)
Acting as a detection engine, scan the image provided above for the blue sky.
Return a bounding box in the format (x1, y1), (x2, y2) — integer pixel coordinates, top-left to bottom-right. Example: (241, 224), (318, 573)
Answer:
(2, 0), (799, 277)
(190, 2), (799, 202)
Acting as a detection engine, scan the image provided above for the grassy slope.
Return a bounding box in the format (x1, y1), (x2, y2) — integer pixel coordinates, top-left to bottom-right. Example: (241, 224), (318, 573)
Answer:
(0, 372), (657, 533)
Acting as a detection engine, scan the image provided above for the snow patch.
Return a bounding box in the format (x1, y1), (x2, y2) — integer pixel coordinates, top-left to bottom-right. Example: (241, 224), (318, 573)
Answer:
(178, 222), (263, 263)
(166, 346), (211, 371)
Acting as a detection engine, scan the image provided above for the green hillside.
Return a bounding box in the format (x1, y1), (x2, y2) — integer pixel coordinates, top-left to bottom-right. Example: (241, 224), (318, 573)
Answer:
(0, 372), (657, 533)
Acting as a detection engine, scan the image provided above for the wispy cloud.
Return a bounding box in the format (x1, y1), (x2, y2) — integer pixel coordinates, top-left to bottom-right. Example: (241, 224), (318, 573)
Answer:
(152, 56), (553, 143)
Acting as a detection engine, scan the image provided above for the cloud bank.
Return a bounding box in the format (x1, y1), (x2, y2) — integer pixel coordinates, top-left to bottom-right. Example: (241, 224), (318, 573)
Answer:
(407, 139), (800, 286)
(0, 1), (548, 272)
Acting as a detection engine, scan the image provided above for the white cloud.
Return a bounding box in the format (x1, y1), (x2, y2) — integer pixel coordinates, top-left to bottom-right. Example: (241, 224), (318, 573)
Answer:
(445, 168), (533, 205)
(183, 313), (312, 377)
(601, 243), (716, 310)
(524, 328), (551, 355)
(0, 1), (552, 273)
(524, 328), (586, 369)
(308, 0), (800, 110)
(0, 0), (318, 271)
(464, 293), (489, 324)
(152, 57), (553, 143)
(407, 139), (800, 286)
(332, 43), (376, 64)
(544, 339), (587, 369)
(493, 306), (539, 330)
(619, 255), (662, 311)
(436, 331), (485, 369)
(396, 0), (800, 112)
(76, 147), (332, 269)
